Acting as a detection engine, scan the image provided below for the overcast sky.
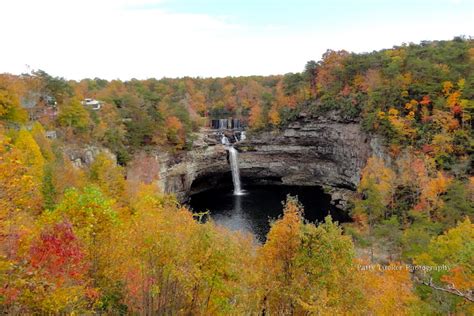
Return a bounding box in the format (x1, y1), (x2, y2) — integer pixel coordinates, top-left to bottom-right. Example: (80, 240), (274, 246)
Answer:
(0, 0), (473, 80)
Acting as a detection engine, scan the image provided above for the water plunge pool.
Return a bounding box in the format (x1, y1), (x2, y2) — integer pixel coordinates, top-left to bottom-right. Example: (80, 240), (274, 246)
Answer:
(188, 185), (351, 242)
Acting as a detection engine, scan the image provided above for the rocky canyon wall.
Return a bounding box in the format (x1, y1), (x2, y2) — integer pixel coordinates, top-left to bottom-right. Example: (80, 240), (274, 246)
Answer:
(236, 113), (371, 190)
(126, 112), (378, 209)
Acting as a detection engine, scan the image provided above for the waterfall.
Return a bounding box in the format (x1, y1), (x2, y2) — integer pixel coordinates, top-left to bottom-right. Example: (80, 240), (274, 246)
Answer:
(218, 118), (228, 129)
(227, 147), (243, 195)
(221, 135), (230, 145)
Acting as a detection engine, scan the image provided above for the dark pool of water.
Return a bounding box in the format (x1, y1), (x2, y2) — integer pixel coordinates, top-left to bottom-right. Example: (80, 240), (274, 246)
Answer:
(188, 185), (350, 242)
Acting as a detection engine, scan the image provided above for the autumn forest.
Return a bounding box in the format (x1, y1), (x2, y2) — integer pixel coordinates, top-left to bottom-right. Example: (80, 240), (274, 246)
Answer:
(1, 38), (473, 314)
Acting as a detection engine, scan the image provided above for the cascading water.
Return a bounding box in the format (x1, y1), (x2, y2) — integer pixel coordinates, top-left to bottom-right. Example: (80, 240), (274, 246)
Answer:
(221, 135), (230, 145)
(227, 146), (243, 195)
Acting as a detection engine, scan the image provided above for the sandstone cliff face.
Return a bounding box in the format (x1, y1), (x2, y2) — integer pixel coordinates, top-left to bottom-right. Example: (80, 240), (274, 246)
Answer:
(236, 113), (371, 190)
(234, 113), (372, 209)
(126, 132), (230, 202)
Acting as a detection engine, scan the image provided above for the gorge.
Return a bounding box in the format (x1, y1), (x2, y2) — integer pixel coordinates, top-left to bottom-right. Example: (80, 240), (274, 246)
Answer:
(122, 110), (384, 231)
(64, 110), (384, 238)
(187, 114), (370, 198)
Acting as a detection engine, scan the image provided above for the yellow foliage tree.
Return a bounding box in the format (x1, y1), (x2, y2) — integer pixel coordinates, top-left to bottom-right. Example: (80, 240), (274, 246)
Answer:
(248, 103), (264, 130)
(268, 105), (281, 127)
(0, 131), (37, 259)
(88, 152), (126, 202)
(114, 185), (257, 314)
(415, 218), (474, 310)
(357, 261), (420, 314)
(359, 156), (396, 209)
(0, 88), (27, 123)
(258, 197), (364, 314)
(165, 115), (185, 150)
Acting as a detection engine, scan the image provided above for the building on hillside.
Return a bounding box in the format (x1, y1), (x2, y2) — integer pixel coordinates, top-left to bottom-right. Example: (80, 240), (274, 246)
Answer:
(81, 98), (102, 110)
(45, 130), (57, 139)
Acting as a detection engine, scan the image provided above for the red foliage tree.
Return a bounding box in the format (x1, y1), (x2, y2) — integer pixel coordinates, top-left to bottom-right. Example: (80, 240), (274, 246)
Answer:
(30, 220), (87, 281)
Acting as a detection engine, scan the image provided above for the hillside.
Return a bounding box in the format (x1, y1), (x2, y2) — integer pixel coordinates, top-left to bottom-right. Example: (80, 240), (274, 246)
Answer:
(0, 37), (473, 314)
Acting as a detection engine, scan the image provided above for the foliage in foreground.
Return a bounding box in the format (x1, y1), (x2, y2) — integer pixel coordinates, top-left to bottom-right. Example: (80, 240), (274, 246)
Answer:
(1, 37), (473, 314)
(0, 126), (429, 314)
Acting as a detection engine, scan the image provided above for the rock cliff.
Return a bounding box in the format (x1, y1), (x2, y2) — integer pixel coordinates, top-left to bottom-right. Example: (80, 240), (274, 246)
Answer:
(63, 145), (116, 168)
(126, 132), (229, 202)
(234, 112), (372, 209)
(126, 112), (376, 209)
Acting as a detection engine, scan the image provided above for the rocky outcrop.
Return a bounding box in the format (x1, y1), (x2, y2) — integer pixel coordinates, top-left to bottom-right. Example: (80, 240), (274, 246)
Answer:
(126, 132), (230, 201)
(233, 112), (372, 209)
(63, 145), (116, 168)
(236, 113), (371, 189)
(159, 144), (229, 201)
(128, 112), (378, 209)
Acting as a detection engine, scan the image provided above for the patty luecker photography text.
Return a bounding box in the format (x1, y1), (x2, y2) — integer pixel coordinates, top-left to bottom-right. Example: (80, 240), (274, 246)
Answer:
(357, 264), (452, 272)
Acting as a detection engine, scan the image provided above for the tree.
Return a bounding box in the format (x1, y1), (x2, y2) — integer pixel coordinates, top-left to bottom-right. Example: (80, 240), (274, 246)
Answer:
(52, 187), (117, 250)
(0, 130), (39, 261)
(88, 153), (126, 202)
(268, 105), (281, 127)
(52, 155), (86, 199)
(0, 129), (45, 230)
(416, 171), (451, 218)
(354, 156), (396, 227)
(248, 103), (264, 130)
(357, 261), (420, 315)
(26, 220), (92, 313)
(0, 88), (27, 123)
(115, 185), (257, 314)
(14, 129), (45, 183)
(92, 103), (128, 164)
(258, 197), (364, 314)
(57, 97), (91, 135)
(165, 115), (185, 150)
(304, 60), (318, 97)
(437, 180), (474, 229)
(31, 122), (54, 161)
(31, 70), (73, 104)
(316, 50), (349, 95)
(42, 163), (56, 211)
(259, 197), (302, 314)
(50, 186), (119, 303)
(414, 218), (474, 312)
(283, 72), (306, 101)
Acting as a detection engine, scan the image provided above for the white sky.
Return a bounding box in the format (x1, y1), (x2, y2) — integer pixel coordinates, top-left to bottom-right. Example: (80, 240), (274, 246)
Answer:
(0, 0), (473, 80)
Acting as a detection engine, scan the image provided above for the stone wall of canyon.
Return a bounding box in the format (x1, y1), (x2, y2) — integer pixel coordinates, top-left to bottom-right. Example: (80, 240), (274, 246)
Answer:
(125, 112), (383, 210)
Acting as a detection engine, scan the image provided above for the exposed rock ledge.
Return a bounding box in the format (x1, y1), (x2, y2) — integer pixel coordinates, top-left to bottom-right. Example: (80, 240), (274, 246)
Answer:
(235, 113), (372, 209)
(126, 132), (230, 202)
(63, 145), (116, 168)
(127, 112), (378, 210)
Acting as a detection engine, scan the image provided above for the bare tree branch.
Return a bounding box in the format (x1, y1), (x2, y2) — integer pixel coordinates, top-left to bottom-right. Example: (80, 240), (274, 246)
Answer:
(413, 275), (474, 302)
